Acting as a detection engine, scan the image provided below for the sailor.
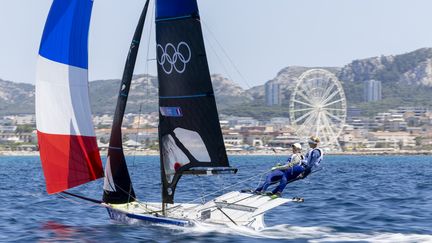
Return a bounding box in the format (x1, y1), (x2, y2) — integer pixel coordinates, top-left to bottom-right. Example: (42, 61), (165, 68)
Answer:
(299, 136), (324, 179)
(254, 143), (304, 195)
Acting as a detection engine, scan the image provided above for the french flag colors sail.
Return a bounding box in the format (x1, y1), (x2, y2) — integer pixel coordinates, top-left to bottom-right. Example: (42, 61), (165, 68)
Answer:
(36, 0), (103, 194)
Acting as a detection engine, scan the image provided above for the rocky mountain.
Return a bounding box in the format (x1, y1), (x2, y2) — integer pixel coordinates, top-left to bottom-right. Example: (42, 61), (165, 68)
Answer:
(211, 74), (253, 108)
(338, 48), (432, 85)
(0, 79), (34, 115)
(0, 74), (253, 115)
(89, 74), (159, 115)
(90, 74), (253, 114)
(1, 47), (432, 117)
(247, 66), (340, 102)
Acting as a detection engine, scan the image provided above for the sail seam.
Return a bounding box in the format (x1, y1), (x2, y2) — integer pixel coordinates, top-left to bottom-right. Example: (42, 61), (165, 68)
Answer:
(156, 15), (194, 22)
(159, 93), (213, 99)
(108, 146), (123, 150)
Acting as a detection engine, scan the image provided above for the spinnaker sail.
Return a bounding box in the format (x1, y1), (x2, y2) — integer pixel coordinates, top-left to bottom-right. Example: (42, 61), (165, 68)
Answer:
(155, 0), (235, 204)
(103, 0), (151, 204)
(36, 0), (103, 194)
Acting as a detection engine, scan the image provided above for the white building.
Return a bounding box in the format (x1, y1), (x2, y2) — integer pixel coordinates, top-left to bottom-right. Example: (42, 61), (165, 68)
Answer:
(223, 132), (244, 146)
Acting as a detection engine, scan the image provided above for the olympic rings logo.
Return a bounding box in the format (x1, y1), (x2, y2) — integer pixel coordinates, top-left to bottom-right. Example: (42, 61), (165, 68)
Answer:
(157, 42), (191, 75)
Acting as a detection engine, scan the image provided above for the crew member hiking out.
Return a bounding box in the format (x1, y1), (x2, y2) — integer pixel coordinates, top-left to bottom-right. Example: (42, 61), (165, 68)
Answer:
(300, 136), (323, 180)
(254, 143), (304, 196)
(254, 136), (324, 198)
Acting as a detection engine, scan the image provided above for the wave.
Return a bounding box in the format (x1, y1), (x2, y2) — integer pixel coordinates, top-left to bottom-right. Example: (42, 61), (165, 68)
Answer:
(173, 223), (432, 243)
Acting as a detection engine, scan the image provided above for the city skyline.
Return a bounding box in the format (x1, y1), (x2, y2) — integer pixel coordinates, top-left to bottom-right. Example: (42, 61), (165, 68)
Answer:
(1, 0), (432, 88)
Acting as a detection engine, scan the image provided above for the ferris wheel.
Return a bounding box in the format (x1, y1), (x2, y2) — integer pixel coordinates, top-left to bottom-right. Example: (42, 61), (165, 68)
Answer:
(289, 69), (347, 151)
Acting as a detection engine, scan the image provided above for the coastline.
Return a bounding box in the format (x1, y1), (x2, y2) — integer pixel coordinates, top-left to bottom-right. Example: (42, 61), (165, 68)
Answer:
(1, 150), (431, 156)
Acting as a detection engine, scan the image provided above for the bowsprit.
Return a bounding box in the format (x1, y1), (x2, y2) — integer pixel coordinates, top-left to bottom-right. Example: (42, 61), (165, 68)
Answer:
(157, 42), (191, 74)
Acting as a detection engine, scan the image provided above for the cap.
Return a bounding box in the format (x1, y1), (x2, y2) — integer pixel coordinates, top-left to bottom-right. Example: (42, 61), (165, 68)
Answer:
(308, 136), (320, 144)
(291, 143), (302, 150)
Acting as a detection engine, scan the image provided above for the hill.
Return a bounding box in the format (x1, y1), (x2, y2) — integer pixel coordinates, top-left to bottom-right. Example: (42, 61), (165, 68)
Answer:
(1, 48), (432, 118)
(0, 74), (253, 115)
(223, 48), (432, 118)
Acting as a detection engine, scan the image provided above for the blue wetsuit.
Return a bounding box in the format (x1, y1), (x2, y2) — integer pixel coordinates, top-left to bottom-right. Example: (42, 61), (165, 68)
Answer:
(301, 148), (323, 178)
(256, 165), (305, 194)
(255, 149), (322, 194)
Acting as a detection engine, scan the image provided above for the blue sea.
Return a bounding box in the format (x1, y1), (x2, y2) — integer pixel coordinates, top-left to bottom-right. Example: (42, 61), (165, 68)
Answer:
(1, 155), (431, 242)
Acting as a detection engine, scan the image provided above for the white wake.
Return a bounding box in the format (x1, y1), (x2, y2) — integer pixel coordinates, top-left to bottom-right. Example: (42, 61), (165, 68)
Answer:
(168, 222), (432, 243)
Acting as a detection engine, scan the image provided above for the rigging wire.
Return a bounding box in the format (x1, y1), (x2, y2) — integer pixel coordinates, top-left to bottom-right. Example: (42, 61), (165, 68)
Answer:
(142, 0), (156, 152)
(202, 33), (236, 84)
(129, 0), (156, 153)
(201, 20), (253, 89)
(145, 0), (155, 70)
(58, 192), (100, 207)
(131, 0), (155, 164)
(183, 168), (273, 205)
(106, 166), (272, 213)
(79, 166), (321, 217)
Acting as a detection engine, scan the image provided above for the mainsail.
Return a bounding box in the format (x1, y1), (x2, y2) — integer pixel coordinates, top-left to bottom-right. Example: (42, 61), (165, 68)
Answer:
(36, 0), (103, 194)
(156, 0), (236, 204)
(102, 0), (151, 204)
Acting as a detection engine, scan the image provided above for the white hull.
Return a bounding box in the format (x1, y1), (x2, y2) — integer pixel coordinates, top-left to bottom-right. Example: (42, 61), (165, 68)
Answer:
(103, 191), (292, 230)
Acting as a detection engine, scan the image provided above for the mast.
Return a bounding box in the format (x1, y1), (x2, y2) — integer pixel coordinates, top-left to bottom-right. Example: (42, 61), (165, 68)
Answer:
(102, 0), (150, 204)
(155, 0), (237, 205)
(36, 0), (103, 194)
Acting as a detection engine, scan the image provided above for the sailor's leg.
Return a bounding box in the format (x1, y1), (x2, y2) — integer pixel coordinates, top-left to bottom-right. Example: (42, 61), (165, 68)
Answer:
(255, 171), (283, 192)
(255, 183), (265, 193)
(272, 166), (305, 194)
(272, 174), (288, 194)
(255, 173), (270, 192)
(291, 165), (306, 178)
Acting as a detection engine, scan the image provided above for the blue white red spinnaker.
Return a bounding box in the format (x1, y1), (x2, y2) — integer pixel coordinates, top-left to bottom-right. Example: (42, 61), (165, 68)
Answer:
(36, 0), (103, 194)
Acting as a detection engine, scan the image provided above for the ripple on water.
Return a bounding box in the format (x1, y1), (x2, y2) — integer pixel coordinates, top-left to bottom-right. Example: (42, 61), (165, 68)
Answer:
(1, 155), (432, 242)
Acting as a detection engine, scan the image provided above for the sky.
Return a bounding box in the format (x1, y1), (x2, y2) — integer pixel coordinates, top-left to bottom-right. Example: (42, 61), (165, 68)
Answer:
(1, 0), (432, 88)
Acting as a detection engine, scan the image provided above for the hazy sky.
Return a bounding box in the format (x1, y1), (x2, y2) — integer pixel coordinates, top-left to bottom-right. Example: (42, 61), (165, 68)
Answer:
(1, 0), (432, 88)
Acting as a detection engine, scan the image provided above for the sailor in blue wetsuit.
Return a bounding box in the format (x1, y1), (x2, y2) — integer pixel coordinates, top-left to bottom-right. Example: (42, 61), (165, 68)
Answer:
(254, 142), (304, 195)
(299, 136), (323, 180)
(254, 136), (323, 197)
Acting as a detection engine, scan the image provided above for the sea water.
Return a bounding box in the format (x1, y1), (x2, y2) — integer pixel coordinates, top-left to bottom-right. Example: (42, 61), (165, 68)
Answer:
(0, 155), (431, 242)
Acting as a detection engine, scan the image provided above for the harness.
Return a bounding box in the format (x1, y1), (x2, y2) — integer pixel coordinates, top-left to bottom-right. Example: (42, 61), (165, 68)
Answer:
(286, 153), (304, 168)
(305, 148), (323, 168)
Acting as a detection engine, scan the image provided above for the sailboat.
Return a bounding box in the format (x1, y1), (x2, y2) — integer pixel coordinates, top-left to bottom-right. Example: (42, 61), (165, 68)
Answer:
(36, 0), (293, 229)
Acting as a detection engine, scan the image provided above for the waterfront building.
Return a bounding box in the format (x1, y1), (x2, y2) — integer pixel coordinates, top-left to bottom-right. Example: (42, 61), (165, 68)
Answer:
(223, 132), (244, 146)
(267, 117), (290, 129)
(0, 126), (17, 133)
(347, 107), (363, 118)
(267, 134), (300, 148)
(392, 107), (428, 117)
(367, 131), (416, 149)
(239, 126), (277, 147)
(384, 114), (407, 132)
(93, 114), (114, 127)
(225, 116), (259, 127)
(14, 115), (36, 125)
(0, 132), (35, 143)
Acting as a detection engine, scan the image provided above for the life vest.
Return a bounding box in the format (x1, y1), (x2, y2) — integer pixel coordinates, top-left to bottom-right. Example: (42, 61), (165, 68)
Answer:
(287, 153), (304, 165)
(305, 148), (323, 167)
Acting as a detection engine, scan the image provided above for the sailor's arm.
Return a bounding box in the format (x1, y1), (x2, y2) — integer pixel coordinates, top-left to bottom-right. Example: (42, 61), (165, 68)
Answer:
(299, 150), (321, 178)
(272, 162), (295, 171)
(272, 155), (301, 170)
